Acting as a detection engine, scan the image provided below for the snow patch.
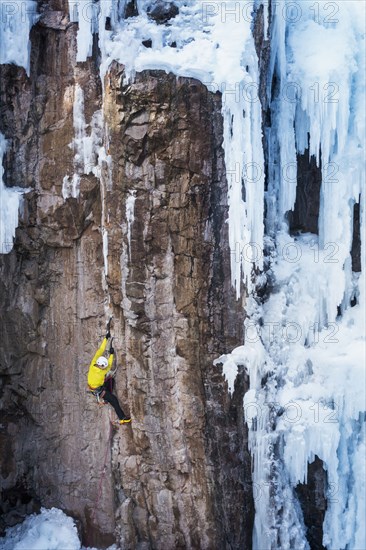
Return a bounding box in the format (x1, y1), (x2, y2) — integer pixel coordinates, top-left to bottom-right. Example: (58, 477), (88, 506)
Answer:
(0, 508), (119, 550)
(0, 508), (80, 550)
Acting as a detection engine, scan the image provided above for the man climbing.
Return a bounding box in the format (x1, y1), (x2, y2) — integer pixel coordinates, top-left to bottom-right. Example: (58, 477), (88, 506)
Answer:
(87, 327), (131, 425)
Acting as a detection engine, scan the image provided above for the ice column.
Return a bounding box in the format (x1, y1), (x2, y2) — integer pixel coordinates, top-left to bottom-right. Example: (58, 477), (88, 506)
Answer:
(0, 0), (37, 74)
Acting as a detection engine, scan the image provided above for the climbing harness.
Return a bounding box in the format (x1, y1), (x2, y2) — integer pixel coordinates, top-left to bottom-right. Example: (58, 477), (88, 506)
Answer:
(87, 386), (107, 405)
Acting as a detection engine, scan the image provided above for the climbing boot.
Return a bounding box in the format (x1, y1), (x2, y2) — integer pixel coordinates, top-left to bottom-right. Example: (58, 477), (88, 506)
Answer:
(119, 418), (131, 424)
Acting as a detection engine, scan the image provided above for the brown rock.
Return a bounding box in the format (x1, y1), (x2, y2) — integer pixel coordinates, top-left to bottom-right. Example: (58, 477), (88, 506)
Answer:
(0, 7), (252, 550)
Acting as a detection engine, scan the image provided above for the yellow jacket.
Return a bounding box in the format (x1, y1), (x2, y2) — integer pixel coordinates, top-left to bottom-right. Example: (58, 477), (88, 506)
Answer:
(87, 338), (114, 389)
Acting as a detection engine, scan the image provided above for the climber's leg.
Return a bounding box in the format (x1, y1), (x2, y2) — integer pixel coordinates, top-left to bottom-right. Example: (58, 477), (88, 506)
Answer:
(102, 389), (128, 420)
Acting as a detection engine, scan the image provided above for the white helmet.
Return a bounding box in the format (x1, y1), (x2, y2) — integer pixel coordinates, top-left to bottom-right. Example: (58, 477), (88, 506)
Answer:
(96, 357), (108, 368)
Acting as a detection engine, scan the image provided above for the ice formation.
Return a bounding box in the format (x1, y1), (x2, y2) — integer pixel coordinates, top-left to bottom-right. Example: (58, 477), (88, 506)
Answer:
(68, 0), (265, 296)
(60, 83), (111, 294)
(63, 84), (105, 199)
(218, 1), (365, 548)
(0, 0), (37, 254)
(0, 0), (37, 74)
(126, 190), (137, 260)
(0, 134), (28, 254)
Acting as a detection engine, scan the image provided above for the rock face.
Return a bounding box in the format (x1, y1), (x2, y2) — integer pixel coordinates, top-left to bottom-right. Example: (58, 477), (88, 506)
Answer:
(288, 150), (322, 235)
(351, 201), (361, 273)
(295, 456), (328, 550)
(0, 1), (252, 548)
(146, 2), (179, 24)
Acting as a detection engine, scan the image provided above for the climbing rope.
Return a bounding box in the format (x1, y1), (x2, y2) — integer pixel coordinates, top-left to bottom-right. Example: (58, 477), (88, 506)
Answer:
(91, 417), (114, 524)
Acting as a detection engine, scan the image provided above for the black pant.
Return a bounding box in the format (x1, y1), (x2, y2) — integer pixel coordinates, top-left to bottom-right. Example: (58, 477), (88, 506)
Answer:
(99, 378), (127, 421)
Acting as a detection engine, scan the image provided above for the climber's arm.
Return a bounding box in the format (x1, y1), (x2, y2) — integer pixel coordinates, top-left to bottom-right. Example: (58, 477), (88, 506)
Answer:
(89, 338), (108, 368)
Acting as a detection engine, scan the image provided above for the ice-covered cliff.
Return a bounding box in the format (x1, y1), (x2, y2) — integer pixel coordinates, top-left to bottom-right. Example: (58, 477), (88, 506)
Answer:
(0, 0), (364, 549)
(219, 1), (365, 549)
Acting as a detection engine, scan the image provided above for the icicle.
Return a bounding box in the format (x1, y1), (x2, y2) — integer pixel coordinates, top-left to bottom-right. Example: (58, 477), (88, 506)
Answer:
(126, 190), (136, 261)
(62, 174), (80, 199)
(0, 0), (37, 75)
(62, 84), (104, 200)
(68, 0), (97, 62)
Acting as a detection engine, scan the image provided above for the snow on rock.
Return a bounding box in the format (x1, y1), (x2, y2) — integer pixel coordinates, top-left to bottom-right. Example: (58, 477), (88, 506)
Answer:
(62, 174), (80, 200)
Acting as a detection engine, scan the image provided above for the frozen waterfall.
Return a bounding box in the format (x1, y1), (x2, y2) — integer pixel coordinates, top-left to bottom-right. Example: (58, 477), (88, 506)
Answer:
(1, 0), (364, 547)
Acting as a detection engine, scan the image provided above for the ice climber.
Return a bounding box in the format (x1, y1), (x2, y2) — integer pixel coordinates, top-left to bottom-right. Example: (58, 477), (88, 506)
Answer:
(87, 330), (131, 425)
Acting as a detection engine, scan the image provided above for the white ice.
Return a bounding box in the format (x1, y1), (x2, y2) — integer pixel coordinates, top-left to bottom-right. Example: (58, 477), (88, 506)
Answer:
(63, 83), (104, 199)
(0, 1), (37, 254)
(126, 190), (136, 261)
(0, 0), (37, 75)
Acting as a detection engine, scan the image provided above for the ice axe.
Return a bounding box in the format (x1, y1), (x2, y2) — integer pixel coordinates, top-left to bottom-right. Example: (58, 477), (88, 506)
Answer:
(108, 336), (117, 378)
(105, 315), (113, 340)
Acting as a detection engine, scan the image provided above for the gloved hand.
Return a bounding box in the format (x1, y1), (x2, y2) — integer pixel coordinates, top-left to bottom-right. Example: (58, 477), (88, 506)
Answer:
(106, 330), (111, 339)
(109, 344), (114, 354)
